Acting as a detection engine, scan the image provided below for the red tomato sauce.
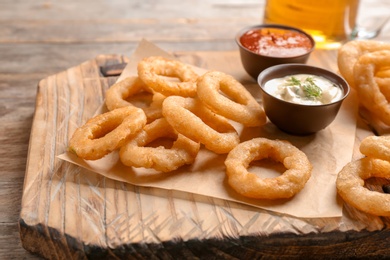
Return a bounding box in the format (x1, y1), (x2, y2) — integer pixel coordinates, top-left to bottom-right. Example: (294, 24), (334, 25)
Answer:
(240, 28), (313, 57)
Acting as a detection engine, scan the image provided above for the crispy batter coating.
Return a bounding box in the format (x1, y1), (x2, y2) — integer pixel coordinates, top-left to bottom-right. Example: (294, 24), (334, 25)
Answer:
(162, 96), (240, 154)
(354, 50), (390, 125)
(336, 157), (390, 216)
(225, 138), (312, 199)
(360, 135), (390, 163)
(337, 40), (390, 88)
(197, 71), (266, 127)
(338, 40), (390, 126)
(105, 76), (165, 123)
(119, 118), (200, 172)
(137, 56), (198, 97)
(68, 106), (147, 160)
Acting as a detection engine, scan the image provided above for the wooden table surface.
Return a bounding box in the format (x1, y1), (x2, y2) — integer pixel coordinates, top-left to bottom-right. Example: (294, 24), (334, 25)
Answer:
(2, 0), (390, 259)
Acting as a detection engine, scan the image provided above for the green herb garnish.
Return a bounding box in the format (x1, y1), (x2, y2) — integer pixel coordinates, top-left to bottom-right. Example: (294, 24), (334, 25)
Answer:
(287, 76), (301, 86)
(303, 77), (322, 99)
(287, 76), (322, 100)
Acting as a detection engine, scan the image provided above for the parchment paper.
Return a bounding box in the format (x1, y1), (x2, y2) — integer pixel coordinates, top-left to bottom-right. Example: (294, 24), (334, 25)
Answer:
(58, 39), (358, 218)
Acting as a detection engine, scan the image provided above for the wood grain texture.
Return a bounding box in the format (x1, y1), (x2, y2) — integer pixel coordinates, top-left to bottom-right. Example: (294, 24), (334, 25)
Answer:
(19, 52), (390, 259)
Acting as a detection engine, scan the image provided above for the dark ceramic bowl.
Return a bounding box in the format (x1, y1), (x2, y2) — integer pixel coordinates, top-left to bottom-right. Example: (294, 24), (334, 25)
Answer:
(236, 24), (315, 80)
(257, 64), (350, 135)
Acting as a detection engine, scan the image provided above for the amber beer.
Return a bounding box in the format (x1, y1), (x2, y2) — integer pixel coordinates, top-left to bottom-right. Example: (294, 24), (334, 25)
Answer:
(263, 0), (360, 49)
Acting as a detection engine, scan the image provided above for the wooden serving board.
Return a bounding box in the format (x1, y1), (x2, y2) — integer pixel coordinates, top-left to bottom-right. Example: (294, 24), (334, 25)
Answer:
(20, 52), (390, 259)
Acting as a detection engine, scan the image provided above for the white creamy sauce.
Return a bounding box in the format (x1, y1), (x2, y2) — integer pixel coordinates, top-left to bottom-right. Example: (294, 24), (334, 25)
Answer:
(263, 74), (343, 105)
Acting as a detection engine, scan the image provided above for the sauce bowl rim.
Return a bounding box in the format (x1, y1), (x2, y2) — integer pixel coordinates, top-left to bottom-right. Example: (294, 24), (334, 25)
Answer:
(235, 24), (316, 59)
(257, 63), (350, 107)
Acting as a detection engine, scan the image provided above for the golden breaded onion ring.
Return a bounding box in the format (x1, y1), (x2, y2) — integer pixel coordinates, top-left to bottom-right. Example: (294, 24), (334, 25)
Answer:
(338, 40), (390, 88)
(137, 56), (198, 97)
(336, 157), (390, 216)
(360, 135), (390, 162)
(105, 76), (149, 111)
(162, 96), (240, 154)
(197, 71), (266, 127)
(119, 118), (200, 172)
(105, 76), (165, 122)
(354, 50), (390, 125)
(224, 138), (312, 199)
(68, 106), (147, 160)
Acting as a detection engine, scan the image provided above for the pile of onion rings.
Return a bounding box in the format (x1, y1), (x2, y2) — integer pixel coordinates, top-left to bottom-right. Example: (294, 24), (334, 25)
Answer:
(335, 40), (390, 216)
(69, 56), (266, 169)
(336, 134), (390, 216)
(337, 40), (390, 127)
(68, 55), (313, 200)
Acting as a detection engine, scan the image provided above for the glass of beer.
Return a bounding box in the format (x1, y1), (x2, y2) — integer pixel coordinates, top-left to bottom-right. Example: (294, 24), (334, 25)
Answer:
(263, 0), (360, 49)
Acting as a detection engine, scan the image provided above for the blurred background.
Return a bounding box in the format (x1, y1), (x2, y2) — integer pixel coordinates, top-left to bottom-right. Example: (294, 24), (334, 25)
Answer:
(2, 0), (389, 75)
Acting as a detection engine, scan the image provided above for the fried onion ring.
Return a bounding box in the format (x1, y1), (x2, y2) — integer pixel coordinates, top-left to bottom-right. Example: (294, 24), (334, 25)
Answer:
(105, 76), (149, 111)
(336, 157), (390, 216)
(354, 50), (390, 125)
(68, 106), (147, 160)
(143, 92), (166, 122)
(137, 56), (198, 97)
(197, 71), (266, 127)
(119, 118), (200, 172)
(224, 138), (312, 199)
(105, 76), (165, 122)
(162, 96), (240, 154)
(338, 40), (390, 88)
(360, 135), (390, 161)
(376, 77), (390, 102)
